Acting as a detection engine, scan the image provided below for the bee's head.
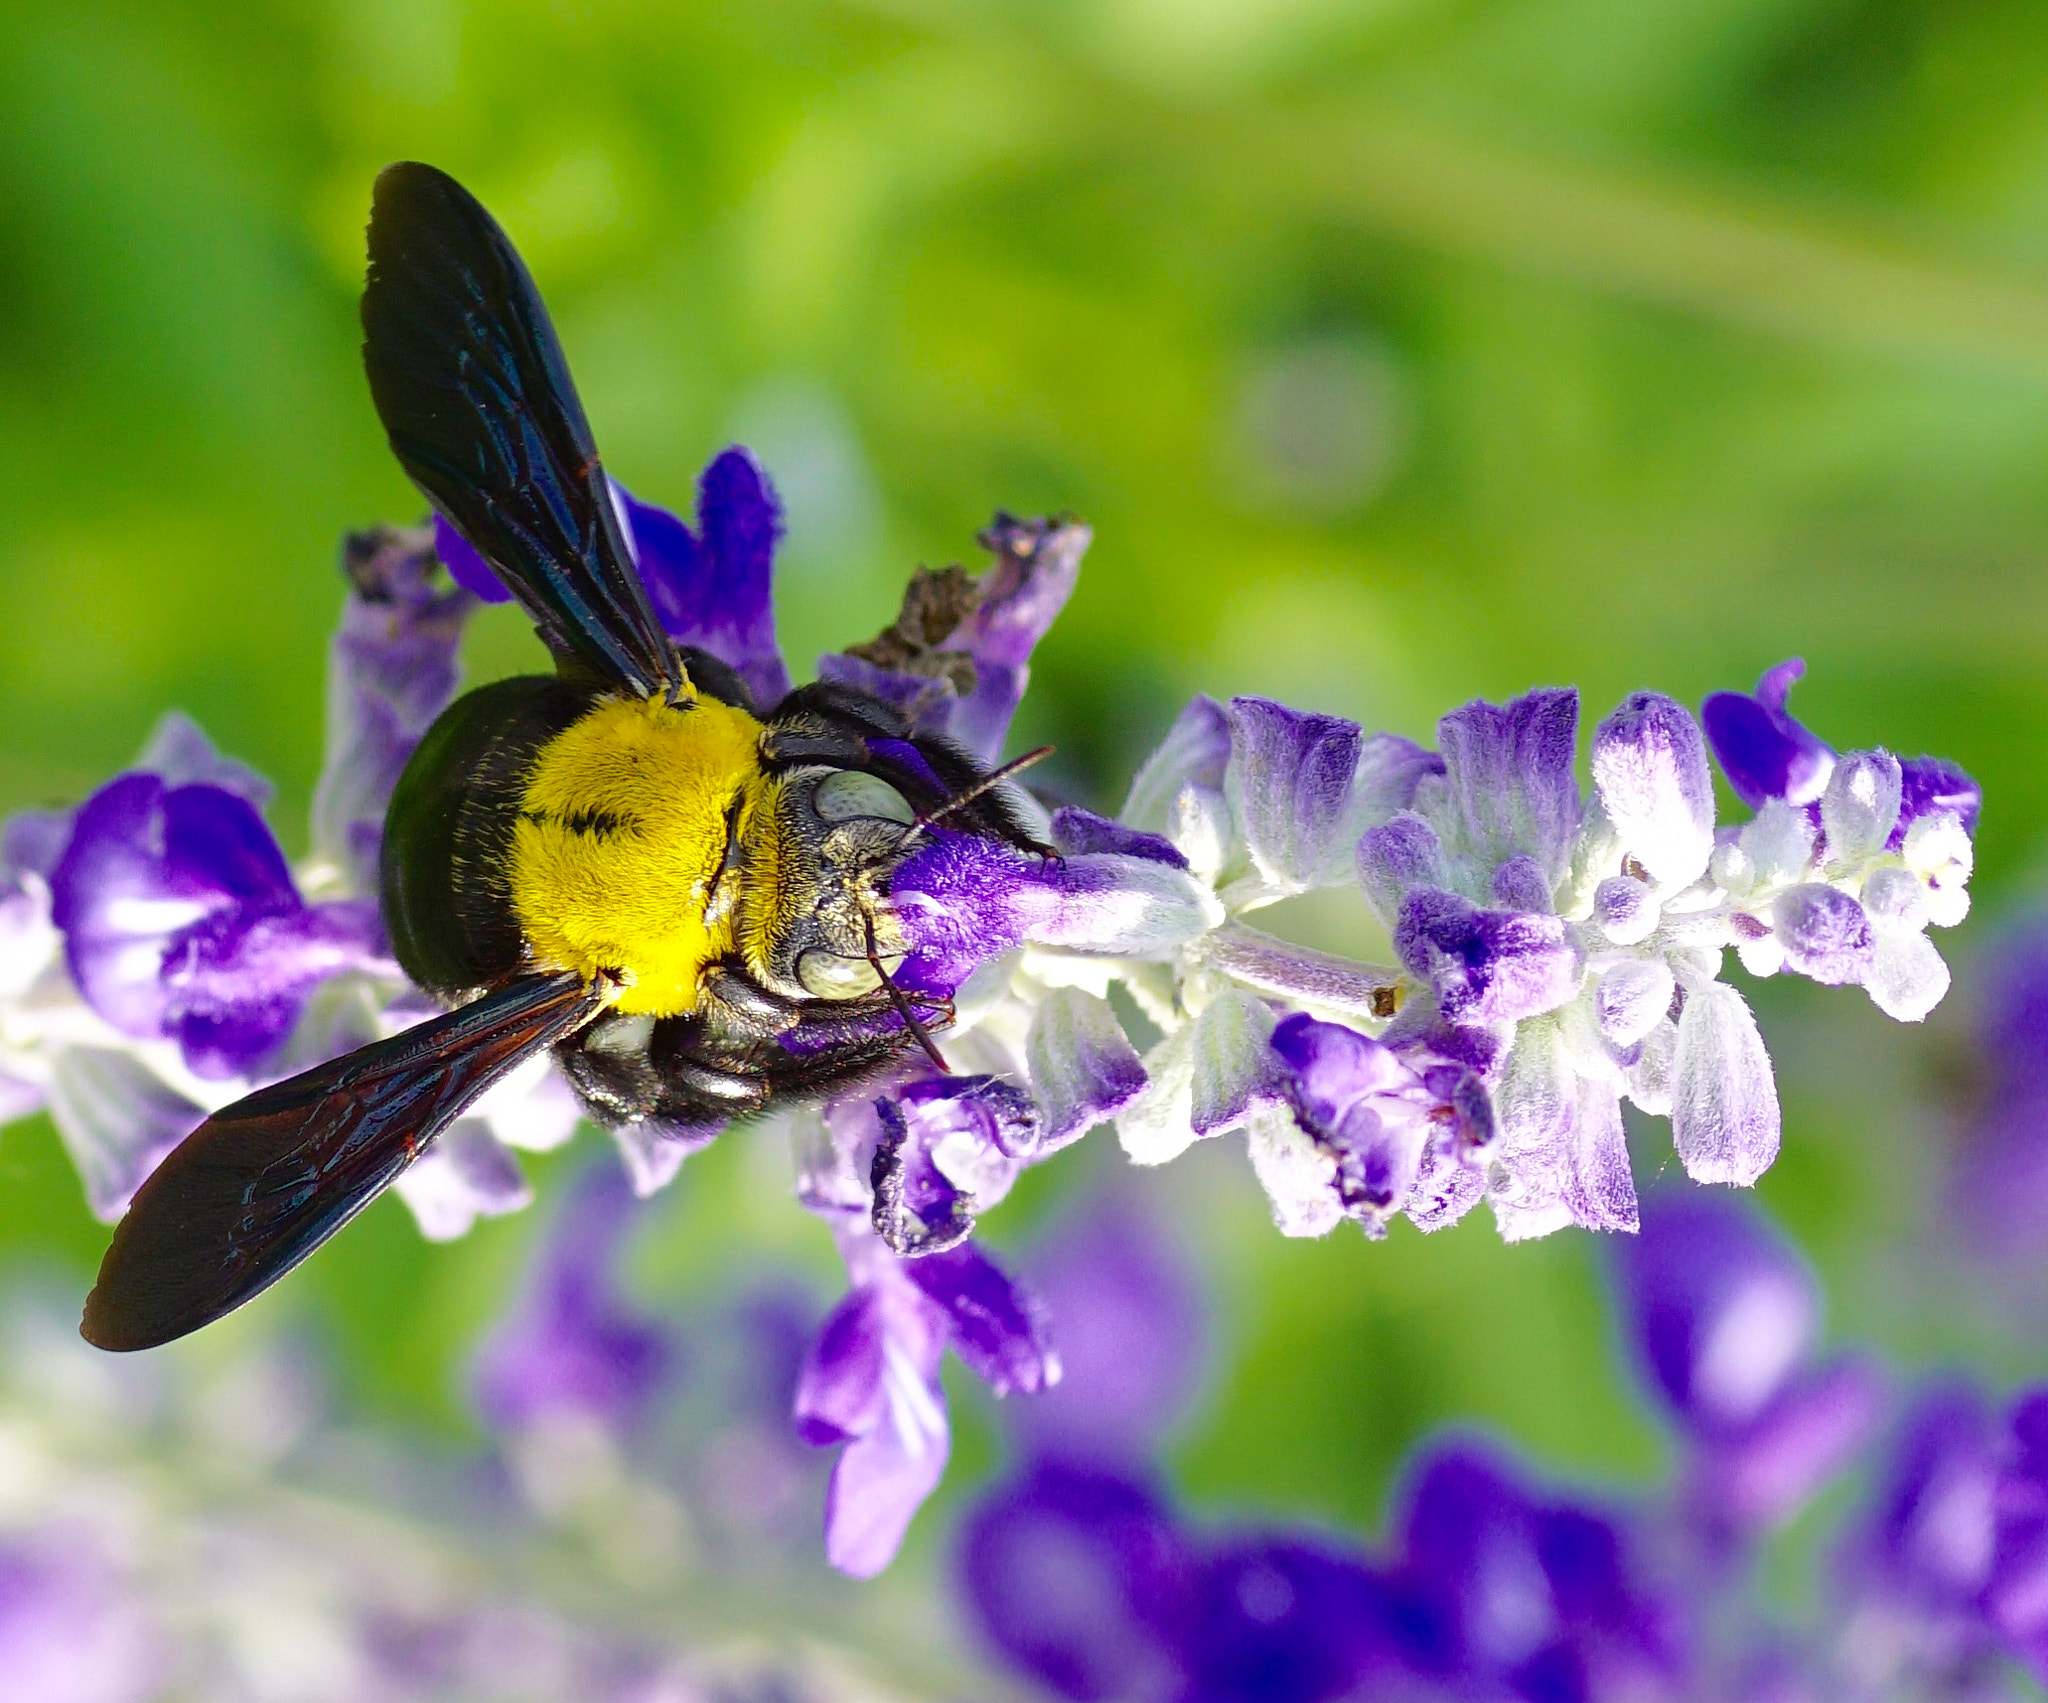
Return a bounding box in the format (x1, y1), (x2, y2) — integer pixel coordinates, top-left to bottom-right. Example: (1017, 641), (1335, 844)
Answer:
(733, 766), (921, 1002)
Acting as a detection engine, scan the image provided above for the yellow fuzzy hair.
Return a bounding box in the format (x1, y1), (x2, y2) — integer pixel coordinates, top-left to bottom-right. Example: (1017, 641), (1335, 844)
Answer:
(509, 691), (767, 1016)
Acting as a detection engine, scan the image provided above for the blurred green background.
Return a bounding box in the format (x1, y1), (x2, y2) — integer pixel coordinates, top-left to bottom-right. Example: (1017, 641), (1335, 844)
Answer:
(3, 0), (2047, 1579)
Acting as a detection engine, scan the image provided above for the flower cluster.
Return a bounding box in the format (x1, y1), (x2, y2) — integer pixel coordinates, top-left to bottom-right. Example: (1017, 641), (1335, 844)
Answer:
(0, 445), (1983, 1577)
(958, 1183), (2048, 1703)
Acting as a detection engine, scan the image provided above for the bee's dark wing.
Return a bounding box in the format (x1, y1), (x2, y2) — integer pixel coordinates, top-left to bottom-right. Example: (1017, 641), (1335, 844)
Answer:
(82, 971), (600, 1353)
(361, 160), (677, 697)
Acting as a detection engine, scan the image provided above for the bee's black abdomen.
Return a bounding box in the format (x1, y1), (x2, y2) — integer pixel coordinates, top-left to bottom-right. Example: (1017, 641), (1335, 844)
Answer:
(381, 673), (595, 998)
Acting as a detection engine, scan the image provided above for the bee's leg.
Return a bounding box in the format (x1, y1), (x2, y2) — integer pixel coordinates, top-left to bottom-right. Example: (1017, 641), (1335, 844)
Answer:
(558, 1013), (771, 1129)
(699, 962), (805, 1037)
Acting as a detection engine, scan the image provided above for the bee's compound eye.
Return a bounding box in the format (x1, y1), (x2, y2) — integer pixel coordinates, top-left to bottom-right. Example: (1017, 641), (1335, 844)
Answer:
(797, 948), (903, 1001)
(814, 770), (915, 826)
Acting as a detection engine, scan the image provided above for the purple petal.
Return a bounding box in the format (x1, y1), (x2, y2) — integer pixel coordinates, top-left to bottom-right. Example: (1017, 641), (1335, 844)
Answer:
(1435, 688), (1582, 885)
(1894, 756), (1981, 848)
(1394, 887), (1581, 1024)
(631, 452), (793, 709)
(1356, 811), (1446, 930)
(904, 1242), (1057, 1397)
(1049, 807), (1188, 870)
(433, 512), (513, 603)
(815, 1275), (951, 1577)
(793, 1285), (889, 1447)
(134, 709), (274, 807)
(1615, 1191), (1821, 1440)
(1224, 696), (1364, 894)
(1591, 692), (1716, 888)
(1697, 1356), (1887, 1532)
(53, 775), (295, 1038)
(944, 515), (1089, 763)
(1, 809), (74, 882)
(312, 525), (475, 894)
(1026, 987), (1149, 1149)
(1183, 1537), (1391, 1703)
(871, 1075), (1039, 1253)
(471, 1165), (671, 1435)
(956, 1459), (1196, 1702)
(1013, 1193), (1207, 1463)
(1700, 659), (1835, 810)
(891, 833), (1217, 996)
(1774, 884), (1876, 985)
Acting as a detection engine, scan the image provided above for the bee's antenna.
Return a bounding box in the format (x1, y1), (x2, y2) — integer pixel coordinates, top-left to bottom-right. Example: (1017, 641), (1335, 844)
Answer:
(905, 745), (1055, 842)
(864, 914), (952, 1075)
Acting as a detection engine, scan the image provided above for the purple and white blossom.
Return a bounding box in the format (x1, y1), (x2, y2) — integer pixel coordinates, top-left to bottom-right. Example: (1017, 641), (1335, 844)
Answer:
(0, 443), (1987, 1579)
(0, 528), (576, 1229)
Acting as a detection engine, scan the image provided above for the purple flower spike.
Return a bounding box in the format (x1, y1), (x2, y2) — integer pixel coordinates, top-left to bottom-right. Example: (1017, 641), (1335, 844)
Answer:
(1394, 887), (1581, 1025)
(312, 525), (475, 895)
(1701, 658), (1835, 809)
(51, 774), (384, 1078)
(957, 1459), (1196, 1702)
(629, 451), (793, 710)
(1435, 688), (1582, 886)
(471, 1165), (671, 1437)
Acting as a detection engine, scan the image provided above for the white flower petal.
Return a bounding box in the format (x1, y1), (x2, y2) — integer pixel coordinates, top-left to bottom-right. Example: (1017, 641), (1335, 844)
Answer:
(1115, 1025), (1197, 1166)
(1821, 750), (1902, 869)
(1244, 1107), (1342, 1238)
(1864, 930), (1951, 1023)
(1672, 983), (1780, 1186)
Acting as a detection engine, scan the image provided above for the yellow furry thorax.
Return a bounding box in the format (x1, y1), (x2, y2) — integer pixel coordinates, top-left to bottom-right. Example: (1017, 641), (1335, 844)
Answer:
(508, 687), (768, 1017)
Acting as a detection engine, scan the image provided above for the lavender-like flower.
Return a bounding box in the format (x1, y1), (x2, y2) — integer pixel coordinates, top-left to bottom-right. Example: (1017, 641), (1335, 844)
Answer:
(0, 441), (1985, 1577)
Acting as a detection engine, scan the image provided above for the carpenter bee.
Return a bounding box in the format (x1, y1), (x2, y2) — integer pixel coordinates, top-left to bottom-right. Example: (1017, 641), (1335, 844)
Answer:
(81, 162), (1047, 1353)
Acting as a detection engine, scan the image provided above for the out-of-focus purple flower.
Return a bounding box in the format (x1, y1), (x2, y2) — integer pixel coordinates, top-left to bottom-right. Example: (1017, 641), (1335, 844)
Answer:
(0, 1535), (162, 1703)
(49, 773), (386, 1079)
(959, 1459), (1197, 1702)
(1181, 1536), (1392, 1703)
(1616, 1193), (1882, 1535)
(310, 525), (474, 896)
(1011, 1193), (1207, 1467)
(1390, 1442), (1687, 1700)
(472, 1164), (672, 1438)
(1951, 914), (2048, 1263)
